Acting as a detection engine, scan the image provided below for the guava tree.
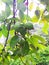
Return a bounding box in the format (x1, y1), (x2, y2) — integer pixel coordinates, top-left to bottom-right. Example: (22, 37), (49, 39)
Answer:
(0, 0), (48, 65)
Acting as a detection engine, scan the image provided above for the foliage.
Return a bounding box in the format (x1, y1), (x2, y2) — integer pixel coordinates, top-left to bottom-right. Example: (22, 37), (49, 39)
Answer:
(0, 0), (49, 65)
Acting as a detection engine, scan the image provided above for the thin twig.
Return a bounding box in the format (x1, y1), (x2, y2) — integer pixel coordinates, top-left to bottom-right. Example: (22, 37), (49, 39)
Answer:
(2, 20), (12, 52)
(13, 0), (17, 35)
(13, 0), (16, 18)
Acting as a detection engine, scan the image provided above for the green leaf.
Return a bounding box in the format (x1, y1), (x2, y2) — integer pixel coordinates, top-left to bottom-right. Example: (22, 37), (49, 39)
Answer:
(10, 35), (21, 48)
(2, 25), (8, 37)
(0, 44), (4, 53)
(33, 35), (46, 44)
(14, 41), (29, 56)
(14, 22), (21, 30)
(31, 37), (39, 48)
(27, 35), (46, 51)
(31, 15), (38, 22)
(30, 44), (38, 53)
(27, 36), (39, 48)
(42, 23), (49, 34)
(17, 2), (26, 12)
(10, 30), (15, 36)
(20, 41), (29, 56)
(22, 14), (31, 23)
(24, 22), (34, 30)
(14, 22), (26, 36)
(37, 44), (46, 50)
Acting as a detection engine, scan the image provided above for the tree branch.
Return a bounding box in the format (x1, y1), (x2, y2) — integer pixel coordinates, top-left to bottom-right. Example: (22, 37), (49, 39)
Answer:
(13, 0), (17, 35)
(2, 20), (12, 53)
